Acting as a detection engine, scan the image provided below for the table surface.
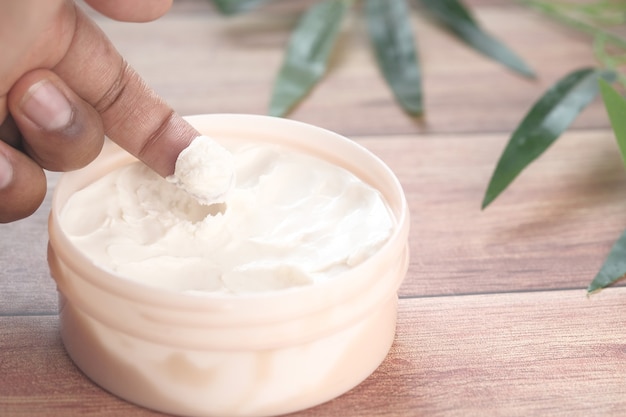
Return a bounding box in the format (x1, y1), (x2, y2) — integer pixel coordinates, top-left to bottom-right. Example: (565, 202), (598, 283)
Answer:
(3, 1), (626, 416)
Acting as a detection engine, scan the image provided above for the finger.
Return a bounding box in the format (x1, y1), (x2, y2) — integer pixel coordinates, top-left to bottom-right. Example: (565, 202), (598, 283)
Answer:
(0, 141), (46, 223)
(83, 0), (173, 23)
(53, 6), (197, 177)
(0, 0), (75, 125)
(7, 69), (105, 172)
(0, 114), (22, 149)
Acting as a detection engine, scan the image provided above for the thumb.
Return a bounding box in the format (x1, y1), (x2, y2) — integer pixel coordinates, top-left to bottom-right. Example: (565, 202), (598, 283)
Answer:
(52, 5), (198, 177)
(83, 0), (173, 23)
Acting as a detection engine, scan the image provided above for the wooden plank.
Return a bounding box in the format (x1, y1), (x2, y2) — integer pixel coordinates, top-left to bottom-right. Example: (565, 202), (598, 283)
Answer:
(306, 289), (626, 417)
(3, 290), (626, 416)
(3, 129), (625, 314)
(88, 0), (608, 136)
(3, 3), (624, 416)
(0, 1), (619, 310)
(359, 129), (626, 296)
(0, 315), (168, 417)
(0, 174), (60, 316)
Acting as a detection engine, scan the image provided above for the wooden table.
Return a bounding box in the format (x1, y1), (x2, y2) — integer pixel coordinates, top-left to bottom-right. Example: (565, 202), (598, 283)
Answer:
(3, 1), (626, 416)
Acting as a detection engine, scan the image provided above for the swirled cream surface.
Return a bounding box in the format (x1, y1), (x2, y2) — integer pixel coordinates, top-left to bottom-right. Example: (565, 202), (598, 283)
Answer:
(61, 140), (394, 294)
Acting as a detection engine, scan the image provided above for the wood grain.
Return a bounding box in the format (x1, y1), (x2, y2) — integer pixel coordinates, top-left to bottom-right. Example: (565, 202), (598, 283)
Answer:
(3, 291), (626, 417)
(296, 289), (626, 417)
(361, 129), (626, 296)
(4, 130), (625, 314)
(2, 0), (625, 416)
(89, 0), (608, 137)
(0, 175), (60, 316)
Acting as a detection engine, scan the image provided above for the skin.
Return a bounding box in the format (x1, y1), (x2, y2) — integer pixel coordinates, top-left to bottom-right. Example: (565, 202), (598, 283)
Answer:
(0, 0), (199, 223)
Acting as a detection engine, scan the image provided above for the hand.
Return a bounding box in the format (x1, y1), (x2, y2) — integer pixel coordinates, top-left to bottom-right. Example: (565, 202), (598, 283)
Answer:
(0, 0), (199, 223)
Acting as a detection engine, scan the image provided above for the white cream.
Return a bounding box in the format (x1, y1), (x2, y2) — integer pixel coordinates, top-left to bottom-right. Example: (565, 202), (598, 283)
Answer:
(166, 135), (235, 205)
(61, 140), (394, 294)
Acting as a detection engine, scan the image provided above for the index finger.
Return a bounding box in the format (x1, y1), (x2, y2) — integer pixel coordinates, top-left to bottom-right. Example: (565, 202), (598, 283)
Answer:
(52, 5), (197, 177)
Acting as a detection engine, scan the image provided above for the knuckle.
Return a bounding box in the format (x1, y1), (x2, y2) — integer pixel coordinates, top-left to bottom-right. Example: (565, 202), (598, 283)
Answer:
(93, 60), (132, 115)
(137, 109), (176, 161)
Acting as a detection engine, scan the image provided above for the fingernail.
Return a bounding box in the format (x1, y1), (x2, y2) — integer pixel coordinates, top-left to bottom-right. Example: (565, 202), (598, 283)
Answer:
(21, 80), (73, 131)
(0, 153), (13, 189)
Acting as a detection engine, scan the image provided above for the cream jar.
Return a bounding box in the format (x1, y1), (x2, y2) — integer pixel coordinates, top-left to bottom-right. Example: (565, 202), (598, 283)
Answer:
(47, 114), (410, 417)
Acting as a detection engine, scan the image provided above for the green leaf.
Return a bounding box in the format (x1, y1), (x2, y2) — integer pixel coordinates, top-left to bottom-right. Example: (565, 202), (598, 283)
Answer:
(418, 0), (535, 78)
(482, 68), (616, 209)
(599, 79), (626, 170)
(587, 80), (626, 293)
(210, 0), (270, 15)
(588, 228), (626, 293)
(365, 0), (423, 115)
(268, 0), (349, 117)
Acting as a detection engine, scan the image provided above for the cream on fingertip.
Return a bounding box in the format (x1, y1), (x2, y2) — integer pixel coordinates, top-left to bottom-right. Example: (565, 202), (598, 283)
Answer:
(166, 135), (235, 205)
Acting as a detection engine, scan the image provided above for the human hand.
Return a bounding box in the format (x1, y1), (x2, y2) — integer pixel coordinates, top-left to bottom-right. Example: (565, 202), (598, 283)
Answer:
(0, 0), (199, 223)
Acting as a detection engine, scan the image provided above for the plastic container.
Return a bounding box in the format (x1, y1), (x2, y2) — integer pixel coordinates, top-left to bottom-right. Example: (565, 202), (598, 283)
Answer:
(47, 114), (410, 417)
